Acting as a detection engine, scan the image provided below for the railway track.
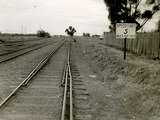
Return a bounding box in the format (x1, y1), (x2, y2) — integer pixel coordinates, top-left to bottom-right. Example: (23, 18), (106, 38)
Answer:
(0, 39), (58, 63)
(0, 40), (92, 120)
(0, 40), (66, 120)
(61, 41), (73, 120)
(61, 42), (92, 120)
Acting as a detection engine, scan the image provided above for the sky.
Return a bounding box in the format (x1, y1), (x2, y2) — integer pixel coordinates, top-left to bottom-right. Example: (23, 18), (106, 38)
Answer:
(139, 0), (160, 32)
(0, 0), (109, 35)
(0, 0), (159, 35)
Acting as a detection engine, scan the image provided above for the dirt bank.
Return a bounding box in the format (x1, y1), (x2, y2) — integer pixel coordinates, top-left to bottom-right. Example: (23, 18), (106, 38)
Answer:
(77, 37), (160, 120)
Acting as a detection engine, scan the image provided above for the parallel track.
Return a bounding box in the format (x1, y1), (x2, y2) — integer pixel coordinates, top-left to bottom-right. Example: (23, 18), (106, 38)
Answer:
(0, 40), (65, 109)
(0, 40), (58, 63)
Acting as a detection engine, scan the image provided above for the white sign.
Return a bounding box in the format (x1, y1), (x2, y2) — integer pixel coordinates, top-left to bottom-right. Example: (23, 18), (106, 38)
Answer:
(116, 23), (136, 39)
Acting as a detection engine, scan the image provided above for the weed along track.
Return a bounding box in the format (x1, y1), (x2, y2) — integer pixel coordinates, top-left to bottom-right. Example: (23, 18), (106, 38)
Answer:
(0, 40), (92, 120)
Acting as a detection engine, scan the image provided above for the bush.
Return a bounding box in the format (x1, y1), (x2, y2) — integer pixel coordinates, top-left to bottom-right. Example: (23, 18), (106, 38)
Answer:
(37, 30), (51, 38)
(83, 33), (90, 37)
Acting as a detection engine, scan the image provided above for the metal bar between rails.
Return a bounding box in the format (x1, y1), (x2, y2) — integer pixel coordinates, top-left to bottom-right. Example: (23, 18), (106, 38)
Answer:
(61, 40), (73, 120)
(68, 62), (73, 120)
(61, 42), (70, 120)
(61, 65), (69, 120)
(68, 41), (73, 120)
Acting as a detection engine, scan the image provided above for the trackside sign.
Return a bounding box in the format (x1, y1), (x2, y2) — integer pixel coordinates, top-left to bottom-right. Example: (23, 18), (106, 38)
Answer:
(116, 23), (136, 39)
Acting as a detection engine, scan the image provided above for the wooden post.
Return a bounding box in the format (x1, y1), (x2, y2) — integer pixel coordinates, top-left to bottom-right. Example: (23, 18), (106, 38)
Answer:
(124, 38), (127, 60)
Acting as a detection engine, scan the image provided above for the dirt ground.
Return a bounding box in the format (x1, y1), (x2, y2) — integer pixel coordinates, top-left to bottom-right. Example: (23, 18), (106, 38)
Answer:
(75, 37), (160, 120)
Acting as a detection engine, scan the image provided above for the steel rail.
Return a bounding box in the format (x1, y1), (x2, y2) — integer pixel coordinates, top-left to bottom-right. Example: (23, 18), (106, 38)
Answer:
(23, 41), (64, 86)
(61, 65), (69, 120)
(0, 40), (65, 108)
(68, 59), (73, 120)
(61, 41), (73, 120)
(61, 41), (70, 120)
(61, 57), (68, 87)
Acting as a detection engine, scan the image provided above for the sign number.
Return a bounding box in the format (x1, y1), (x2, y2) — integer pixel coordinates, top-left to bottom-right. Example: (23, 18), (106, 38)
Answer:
(116, 23), (137, 60)
(124, 29), (128, 35)
(116, 23), (136, 39)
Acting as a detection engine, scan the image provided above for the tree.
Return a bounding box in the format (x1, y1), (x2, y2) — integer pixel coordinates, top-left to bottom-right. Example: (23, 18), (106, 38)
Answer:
(37, 30), (51, 38)
(65, 26), (76, 36)
(83, 33), (90, 37)
(104, 0), (160, 31)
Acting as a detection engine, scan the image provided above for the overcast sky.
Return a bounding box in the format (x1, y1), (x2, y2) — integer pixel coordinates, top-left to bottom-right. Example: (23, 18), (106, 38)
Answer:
(0, 0), (159, 35)
(0, 0), (109, 35)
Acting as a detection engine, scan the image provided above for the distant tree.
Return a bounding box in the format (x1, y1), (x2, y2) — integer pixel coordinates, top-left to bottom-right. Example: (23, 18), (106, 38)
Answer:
(104, 0), (160, 31)
(65, 26), (76, 36)
(83, 33), (90, 37)
(37, 30), (51, 38)
(0, 32), (5, 43)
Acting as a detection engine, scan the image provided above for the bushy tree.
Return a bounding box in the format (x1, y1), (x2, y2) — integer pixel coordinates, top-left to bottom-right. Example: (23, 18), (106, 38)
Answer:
(104, 0), (160, 31)
(83, 33), (90, 37)
(37, 30), (51, 38)
(65, 26), (76, 36)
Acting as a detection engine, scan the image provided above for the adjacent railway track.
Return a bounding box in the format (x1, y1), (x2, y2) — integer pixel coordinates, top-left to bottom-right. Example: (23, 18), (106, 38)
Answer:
(0, 40), (65, 108)
(0, 40), (58, 63)
(0, 40), (66, 120)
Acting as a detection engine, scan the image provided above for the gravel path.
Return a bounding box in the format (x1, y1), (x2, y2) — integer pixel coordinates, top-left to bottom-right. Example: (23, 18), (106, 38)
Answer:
(74, 37), (160, 120)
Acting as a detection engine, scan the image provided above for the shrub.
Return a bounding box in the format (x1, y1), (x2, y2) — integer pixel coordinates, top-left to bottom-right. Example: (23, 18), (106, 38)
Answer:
(37, 30), (51, 38)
